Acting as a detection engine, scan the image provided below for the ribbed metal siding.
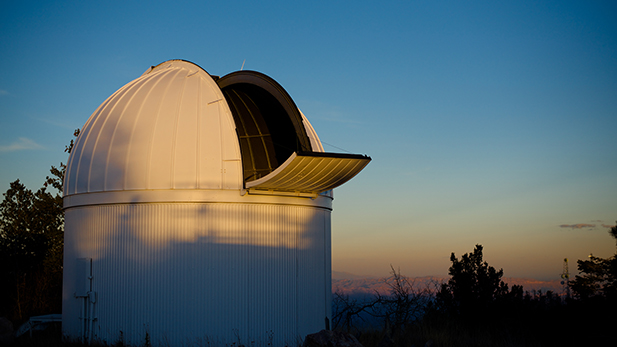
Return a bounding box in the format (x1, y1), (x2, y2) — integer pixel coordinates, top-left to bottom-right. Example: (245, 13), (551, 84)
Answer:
(63, 202), (331, 346)
(64, 63), (242, 196)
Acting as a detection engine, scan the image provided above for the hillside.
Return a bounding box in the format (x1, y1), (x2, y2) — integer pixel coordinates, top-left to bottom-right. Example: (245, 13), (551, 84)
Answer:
(332, 272), (565, 296)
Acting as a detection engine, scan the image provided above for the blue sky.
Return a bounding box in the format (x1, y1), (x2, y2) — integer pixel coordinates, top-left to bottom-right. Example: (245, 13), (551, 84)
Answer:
(1, 1), (616, 280)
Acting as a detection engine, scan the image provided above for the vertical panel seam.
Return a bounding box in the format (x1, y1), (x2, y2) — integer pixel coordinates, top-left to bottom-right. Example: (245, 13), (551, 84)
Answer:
(170, 70), (189, 188)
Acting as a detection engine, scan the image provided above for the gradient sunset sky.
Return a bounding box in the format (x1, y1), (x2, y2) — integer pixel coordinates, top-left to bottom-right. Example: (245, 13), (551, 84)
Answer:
(1, 1), (616, 281)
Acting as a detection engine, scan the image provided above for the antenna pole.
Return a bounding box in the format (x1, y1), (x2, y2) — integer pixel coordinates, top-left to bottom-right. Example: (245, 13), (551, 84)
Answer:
(560, 258), (570, 300)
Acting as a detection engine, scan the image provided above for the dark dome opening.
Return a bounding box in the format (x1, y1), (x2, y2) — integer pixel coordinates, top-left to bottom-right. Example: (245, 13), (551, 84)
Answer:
(217, 71), (312, 182)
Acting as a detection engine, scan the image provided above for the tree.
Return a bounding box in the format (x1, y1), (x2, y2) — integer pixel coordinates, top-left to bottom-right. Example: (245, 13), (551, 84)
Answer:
(0, 180), (62, 321)
(569, 222), (617, 300)
(379, 266), (430, 337)
(332, 266), (433, 347)
(332, 291), (383, 334)
(436, 244), (509, 317)
(0, 129), (79, 322)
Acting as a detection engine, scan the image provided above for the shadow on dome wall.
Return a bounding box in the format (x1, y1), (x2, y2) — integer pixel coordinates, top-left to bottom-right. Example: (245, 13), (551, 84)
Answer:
(63, 200), (330, 346)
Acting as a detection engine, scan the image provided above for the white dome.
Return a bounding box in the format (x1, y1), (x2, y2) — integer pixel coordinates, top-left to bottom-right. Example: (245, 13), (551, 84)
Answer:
(65, 60), (241, 195)
(64, 60), (369, 208)
(65, 60), (327, 197)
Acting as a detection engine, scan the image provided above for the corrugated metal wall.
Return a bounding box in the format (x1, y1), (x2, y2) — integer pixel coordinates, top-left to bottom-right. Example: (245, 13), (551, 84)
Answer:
(63, 202), (331, 347)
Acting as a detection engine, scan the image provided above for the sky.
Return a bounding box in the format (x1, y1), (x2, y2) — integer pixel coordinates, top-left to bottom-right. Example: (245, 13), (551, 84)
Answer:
(1, 1), (616, 281)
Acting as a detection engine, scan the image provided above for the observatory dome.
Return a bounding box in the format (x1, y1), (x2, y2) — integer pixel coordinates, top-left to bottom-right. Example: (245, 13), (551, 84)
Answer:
(64, 60), (367, 207)
(62, 60), (370, 347)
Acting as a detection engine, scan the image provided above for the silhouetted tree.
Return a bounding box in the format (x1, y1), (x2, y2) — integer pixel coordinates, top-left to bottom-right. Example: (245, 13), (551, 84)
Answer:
(332, 291), (383, 334)
(0, 180), (62, 321)
(570, 222), (617, 300)
(436, 244), (509, 318)
(379, 266), (431, 338)
(332, 266), (434, 347)
(0, 129), (78, 323)
(611, 222), (617, 247)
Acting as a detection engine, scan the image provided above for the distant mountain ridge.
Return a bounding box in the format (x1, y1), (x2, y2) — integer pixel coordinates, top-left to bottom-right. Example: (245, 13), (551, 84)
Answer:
(332, 271), (565, 296)
(332, 271), (373, 280)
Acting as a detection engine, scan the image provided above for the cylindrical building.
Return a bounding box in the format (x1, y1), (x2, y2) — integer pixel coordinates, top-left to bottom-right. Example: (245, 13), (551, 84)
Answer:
(62, 60), (370, 346)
